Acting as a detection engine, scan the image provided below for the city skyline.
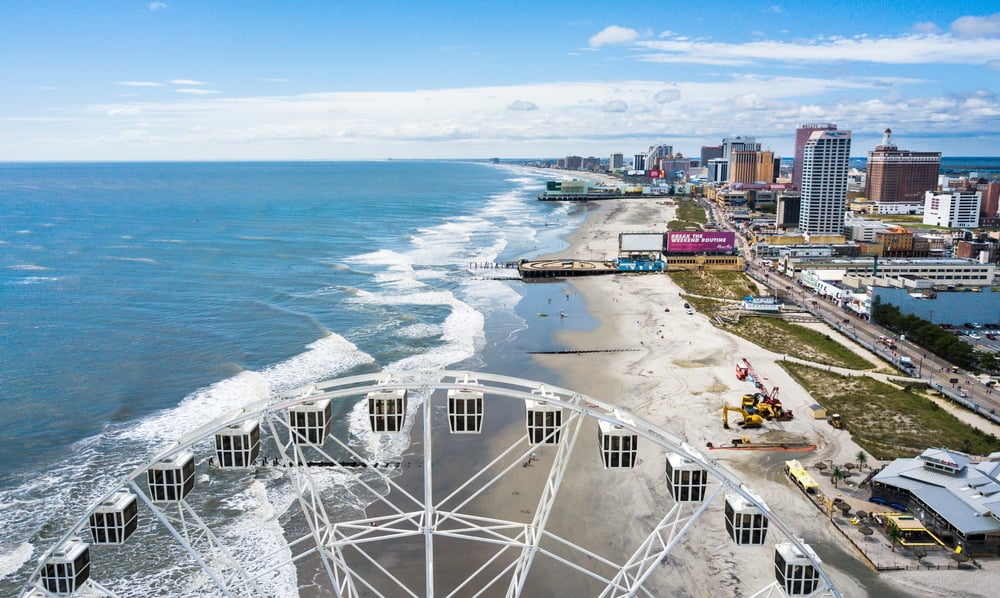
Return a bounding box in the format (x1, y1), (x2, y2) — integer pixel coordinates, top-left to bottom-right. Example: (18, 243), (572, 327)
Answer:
(2, 1), (999, 161)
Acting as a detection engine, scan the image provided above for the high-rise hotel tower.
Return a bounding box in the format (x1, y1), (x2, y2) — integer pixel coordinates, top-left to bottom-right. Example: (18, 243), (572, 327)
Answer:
(800, 129), (851, 235)
(864, 129), (940, 203)
(793, 123), (838, 189)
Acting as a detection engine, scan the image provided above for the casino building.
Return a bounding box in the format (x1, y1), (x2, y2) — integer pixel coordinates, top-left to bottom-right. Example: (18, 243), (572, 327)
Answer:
(865, 129), (940, 205)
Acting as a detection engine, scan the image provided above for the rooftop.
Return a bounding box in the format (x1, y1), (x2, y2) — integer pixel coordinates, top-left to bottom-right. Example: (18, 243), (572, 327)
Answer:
(872, 447), (1000, 535)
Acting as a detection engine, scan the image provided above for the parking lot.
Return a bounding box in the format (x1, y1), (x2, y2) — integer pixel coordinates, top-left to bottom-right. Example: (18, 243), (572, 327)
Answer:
(945, 322), (1000, 353)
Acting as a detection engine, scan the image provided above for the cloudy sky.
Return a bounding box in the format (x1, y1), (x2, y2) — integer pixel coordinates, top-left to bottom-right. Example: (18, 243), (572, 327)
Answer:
(2, 1), (999, 161)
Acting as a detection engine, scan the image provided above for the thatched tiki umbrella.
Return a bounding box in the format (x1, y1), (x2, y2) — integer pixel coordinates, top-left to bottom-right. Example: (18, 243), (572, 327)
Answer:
(857, 526), (874, 554)
(815, 461), (828, 472)
(840, 503), (852, 517)
(951, 550), (970, 564)
(914, 547), (928, 561)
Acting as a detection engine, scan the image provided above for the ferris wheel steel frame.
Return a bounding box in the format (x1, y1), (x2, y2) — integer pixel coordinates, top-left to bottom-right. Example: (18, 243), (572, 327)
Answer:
(21, 370), (842, 598)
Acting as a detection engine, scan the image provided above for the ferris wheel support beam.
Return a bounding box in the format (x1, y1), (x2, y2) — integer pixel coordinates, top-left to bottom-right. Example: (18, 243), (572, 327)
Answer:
(602, 483), (724, 597)
(434, 427), (542, 516)
(263, 416), (351, 597)
(126, 480), (235, 597)
(505, 404), (585, 597)
(423, 386), (436, 598)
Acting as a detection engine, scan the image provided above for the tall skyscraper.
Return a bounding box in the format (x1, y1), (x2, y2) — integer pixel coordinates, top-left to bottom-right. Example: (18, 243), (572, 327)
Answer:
(729, 150), (775, 184)
(721, 137), (759, 161)
(865, 129), (940, 203)
(700, 145), (722, 167)
(646, 144), (673, 168)
(981, 181), (1000, 218)
(799, 129), (851, 235)
(610, 153), (624, 170)
(793, 123), (838, 189)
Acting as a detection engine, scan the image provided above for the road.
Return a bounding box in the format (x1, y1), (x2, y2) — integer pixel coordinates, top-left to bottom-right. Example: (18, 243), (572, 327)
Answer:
(699, 198), (1000, 426)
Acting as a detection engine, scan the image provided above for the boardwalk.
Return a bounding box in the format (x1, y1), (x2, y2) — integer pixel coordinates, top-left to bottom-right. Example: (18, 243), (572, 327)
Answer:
(517, 258), (618, 279)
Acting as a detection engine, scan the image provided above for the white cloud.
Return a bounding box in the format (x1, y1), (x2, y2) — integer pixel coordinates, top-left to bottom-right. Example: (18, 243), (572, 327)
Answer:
(174, 88), (220, 95)
(106, 106), (141, 116)
(119, 81), (164, 87)
(507, 100), (538, 111)
(169, 79), (207, 86)
(912, 21), (940, 34)
(6, 75), (993, 160)
(634, 32), (1000, 66)
(732, 93), (768, 110)
(987, 59), (1000, 70)
(654, 88), (681, 103)
(148, 2), (168, 11)
(589, 25), (639, 47)
(950, 13), (1000, 38)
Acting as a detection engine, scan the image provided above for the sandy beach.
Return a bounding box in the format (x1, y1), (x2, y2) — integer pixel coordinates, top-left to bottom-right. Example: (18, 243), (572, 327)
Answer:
(520, 177), (998, 597)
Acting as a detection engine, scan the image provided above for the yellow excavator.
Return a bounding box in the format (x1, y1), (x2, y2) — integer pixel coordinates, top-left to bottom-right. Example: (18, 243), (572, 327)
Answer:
(723, 404), (764, 429)
(743, 392), (793, 421)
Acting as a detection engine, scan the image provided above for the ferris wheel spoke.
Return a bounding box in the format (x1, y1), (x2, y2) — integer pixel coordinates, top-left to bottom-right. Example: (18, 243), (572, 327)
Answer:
(126, 481), (238, 596)
(433, 434), (548, 520)
(505, 407), (585, 597)
(262, 417), (345, 594)
(601, 483), (723, 597)
(276, 412), (426, 522)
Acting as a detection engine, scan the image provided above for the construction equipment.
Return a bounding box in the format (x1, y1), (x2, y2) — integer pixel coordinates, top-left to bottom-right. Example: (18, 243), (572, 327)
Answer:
(742, 392), (793, 421)
(828, 414), (844, 429)
(739, 358), (780, 402)
(723, 404), (764, 429)
(737, 358), (793, 421)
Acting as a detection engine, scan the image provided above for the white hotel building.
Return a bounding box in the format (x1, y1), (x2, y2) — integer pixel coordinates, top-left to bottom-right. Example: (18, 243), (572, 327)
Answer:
(923, 190), (981, 229)
(800, 130), (852, 236)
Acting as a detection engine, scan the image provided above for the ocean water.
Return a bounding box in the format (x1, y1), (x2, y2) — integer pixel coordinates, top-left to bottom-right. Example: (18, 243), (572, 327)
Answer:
(0, 161), (586, 593)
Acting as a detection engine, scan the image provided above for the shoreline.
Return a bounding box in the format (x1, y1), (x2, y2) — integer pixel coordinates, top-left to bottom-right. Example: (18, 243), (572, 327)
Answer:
(521, 179), (995, 597)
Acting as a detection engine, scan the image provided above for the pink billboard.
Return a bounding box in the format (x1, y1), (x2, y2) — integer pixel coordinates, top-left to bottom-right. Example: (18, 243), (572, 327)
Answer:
(666, 231), (736, 254)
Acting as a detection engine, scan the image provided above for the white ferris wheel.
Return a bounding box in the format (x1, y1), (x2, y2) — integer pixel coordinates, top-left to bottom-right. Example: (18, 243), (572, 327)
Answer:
(21, 370), (841, 597)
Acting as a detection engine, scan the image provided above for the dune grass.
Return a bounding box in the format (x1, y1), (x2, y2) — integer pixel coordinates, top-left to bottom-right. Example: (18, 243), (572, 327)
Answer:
(781, 362), (1000, 460)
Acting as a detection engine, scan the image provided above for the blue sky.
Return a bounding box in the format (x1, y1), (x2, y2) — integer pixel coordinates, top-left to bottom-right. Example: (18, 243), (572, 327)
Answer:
(2, 1), (999, 160)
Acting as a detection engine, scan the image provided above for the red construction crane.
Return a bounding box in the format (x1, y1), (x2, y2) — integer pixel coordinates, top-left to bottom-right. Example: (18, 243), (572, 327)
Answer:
(738, 358), (781, 405)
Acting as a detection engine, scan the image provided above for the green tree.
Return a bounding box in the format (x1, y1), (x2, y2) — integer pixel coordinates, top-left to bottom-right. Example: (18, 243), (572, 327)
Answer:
(831, 465), (846, 488)
(887, 524), (903, 552)
(856, 451), (869, 471)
